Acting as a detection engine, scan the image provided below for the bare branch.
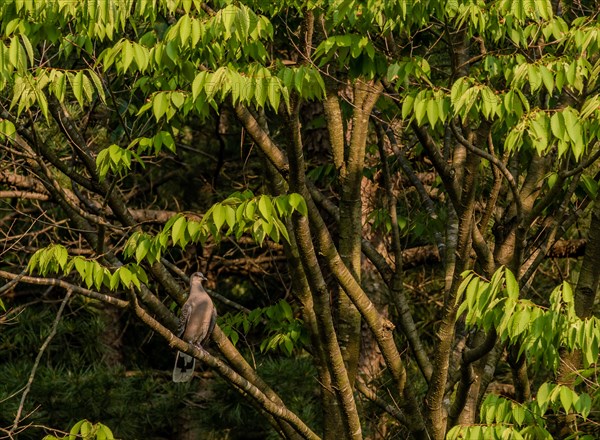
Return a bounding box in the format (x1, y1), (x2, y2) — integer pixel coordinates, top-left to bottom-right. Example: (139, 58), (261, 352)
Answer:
(10, 289), (72, 434)
(356, 380), (407, 425)
(0, 270), (128, 308)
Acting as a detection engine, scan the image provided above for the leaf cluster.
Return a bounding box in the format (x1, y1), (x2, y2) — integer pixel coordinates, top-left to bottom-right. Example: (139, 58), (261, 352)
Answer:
(457, 268), (600, 372)
(220, 299), (308, 356)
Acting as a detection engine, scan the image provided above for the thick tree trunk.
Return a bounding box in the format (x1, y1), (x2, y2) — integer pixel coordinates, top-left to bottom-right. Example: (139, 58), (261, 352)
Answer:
(336, 83), (368, 387)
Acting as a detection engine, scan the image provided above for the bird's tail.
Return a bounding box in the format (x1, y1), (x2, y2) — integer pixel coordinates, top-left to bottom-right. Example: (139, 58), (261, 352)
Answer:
(172, 351), (195, 382)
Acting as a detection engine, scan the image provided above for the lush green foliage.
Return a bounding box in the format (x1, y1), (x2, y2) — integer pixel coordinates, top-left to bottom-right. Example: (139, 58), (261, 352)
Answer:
(458, 269), (600, 370)
(220, 299), (308, 355)
(26, 191), (307, 290)
(453, 268), (599, 439)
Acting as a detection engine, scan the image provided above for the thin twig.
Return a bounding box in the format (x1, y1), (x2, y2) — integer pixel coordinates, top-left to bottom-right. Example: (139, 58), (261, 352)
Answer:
(10, 289), (72, 434)
(356, 380), (408, 425)
(160, 258), (251, 314)
(451, 122), (523, 222)
(0, 269), (27, 295)
(373, 109), (445, 258)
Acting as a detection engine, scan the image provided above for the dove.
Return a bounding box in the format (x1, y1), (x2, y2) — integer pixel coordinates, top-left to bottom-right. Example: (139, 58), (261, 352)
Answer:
(172, 272), (216, 382)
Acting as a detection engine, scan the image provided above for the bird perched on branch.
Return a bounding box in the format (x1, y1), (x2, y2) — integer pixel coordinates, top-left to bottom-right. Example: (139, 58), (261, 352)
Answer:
(172, 272), (217, 382)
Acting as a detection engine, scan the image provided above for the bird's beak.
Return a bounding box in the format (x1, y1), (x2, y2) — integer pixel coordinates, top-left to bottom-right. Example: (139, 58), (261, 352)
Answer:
(200, 273), (208, 282)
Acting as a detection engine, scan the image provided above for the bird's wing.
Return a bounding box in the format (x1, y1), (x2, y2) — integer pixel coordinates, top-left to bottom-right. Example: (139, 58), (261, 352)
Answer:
(182, 296), (214, 346)
(177, 302), (192, 338)
(202, 306), (217, 346)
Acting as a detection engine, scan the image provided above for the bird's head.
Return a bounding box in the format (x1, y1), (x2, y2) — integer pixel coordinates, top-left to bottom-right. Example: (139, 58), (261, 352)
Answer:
(190, 272), (207, 287)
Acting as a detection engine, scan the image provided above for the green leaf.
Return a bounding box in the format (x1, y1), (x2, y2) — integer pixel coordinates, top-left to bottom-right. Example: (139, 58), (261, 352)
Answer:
(9, 37), (20, 68)
(81, 73), (94, 103)
(550, 112), (566, 141)
(280, 300), (293, 320)
(562, 108), (580, 142)
(559, 385), (573, 413)
(20, 34), (34, 66)
(512, 404), (525, 426)
(450, 77), (469, 106)
(119, 266), (132, 288)
(509, 309), (530, 337)
(72, 257), (86, 279)
(69, 420), (85, 440)
(224, 205), (236, 229)
(528, 64), (542, 92)
(164, 213), (182, 231)
(132, 43), (148, 71)
(0, 120), (16, 140)
(135, 238), (151, 263)
(539, 65), (554, 95)
(71, 70), (85, 108)
(245, 200), (256, 219)
(273, 217), (290, 243)
(179, 14), (192, 45)
(161, 131), (176, 153)
(98, 423), (114, 440)
(87, 69), (106, 103)
(562, 281), (574, 304)
(455, 87), (479, 118)
(505, 268), (519, 301)
(402, 94), (415, 119)
(213, 204), (226, 229)
(426, 98), (438, 127)
(93, 262), (104, 291)
(172, 216), (187, 245)
(229, 328), (239, 345)
(84, 262), (94, 288)
(132, 266), (148, 285)
(123, 41), (134, 72)
(576, 393), (592, 419)
(414, 97), (427, 126)
(580, 95), (600, 120)
(254, 77), (268, 108)
(170, 91), (185, 109)
(267, 77), (280, 110)
(555, 67), (565, 92)
(536, 382), (552, 409)
(53, 245), (68, 270)
(283, 336), (293, 355)
(5, 18), (21, 36)
(580, 175), (598, 198)
(274, 195), (290, 215)
(192, 71), (207, 100)
(258, 195), (273, 219)
(288, 193), (307, 216)
(480, 87), (496, 119)
(153, 92), (169, 121)
(187, 221), (201, 239)
(110, 271), (120, 290)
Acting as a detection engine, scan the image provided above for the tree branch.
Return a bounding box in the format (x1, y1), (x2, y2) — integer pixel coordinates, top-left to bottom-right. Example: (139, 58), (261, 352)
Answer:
(286, 100), (362, 440)
(0, 270), (128, 308)
(376, 120), (433, 382)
